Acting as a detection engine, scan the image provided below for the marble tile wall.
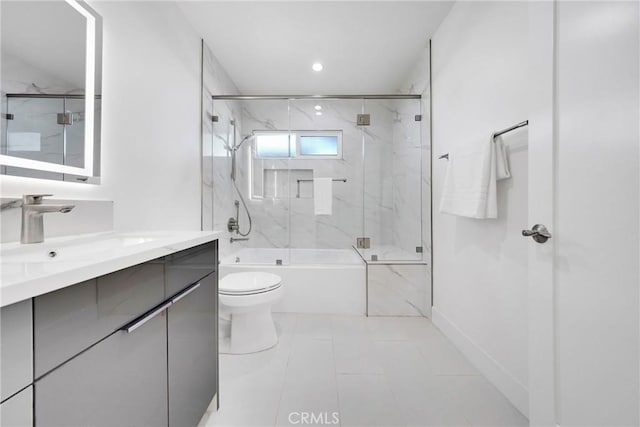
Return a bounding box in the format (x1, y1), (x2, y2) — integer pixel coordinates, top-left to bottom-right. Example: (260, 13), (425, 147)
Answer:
(212, 97), (426, 255)
(235, 98), (403, 251)
(367, 263), (430, 316)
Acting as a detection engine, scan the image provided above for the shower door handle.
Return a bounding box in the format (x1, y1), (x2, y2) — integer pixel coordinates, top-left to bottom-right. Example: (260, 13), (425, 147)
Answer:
(522, 224), (552, 243)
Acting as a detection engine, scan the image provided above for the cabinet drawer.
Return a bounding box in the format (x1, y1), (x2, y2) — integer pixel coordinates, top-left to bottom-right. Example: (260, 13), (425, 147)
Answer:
(1, 300), (33, 401)
(34, 263), (165, 377)
(35, 312), (167, 427)
(1, 385), (32, 427)
(165, 241), (216, 295)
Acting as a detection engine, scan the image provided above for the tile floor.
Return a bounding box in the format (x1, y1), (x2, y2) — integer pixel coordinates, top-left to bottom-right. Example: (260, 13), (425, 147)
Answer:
(199, 314), (528, 427)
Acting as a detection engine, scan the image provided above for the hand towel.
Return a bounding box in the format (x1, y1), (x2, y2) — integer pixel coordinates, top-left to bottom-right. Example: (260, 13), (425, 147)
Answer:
(439, 136), (498, 219)
(495, 136), (511, 181)
(313, 178), (333, 215)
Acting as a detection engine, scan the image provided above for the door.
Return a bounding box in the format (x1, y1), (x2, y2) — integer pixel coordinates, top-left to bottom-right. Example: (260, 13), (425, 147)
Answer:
(362, 97), (423, 262)
(528, 3), (640, 425)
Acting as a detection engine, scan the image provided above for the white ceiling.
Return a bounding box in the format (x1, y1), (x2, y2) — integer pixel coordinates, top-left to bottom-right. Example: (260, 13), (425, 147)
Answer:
(178, 1), (454, 94)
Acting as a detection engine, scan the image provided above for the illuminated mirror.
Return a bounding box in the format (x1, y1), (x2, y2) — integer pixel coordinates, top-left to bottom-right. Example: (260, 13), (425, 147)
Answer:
(0, 0), (102, 183)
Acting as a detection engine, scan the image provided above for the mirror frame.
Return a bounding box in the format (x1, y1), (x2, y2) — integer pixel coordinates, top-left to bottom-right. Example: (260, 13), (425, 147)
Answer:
(0, 0), (101, 179)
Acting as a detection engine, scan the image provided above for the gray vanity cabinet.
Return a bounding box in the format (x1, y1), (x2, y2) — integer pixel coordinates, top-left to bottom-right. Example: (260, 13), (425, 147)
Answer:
(166, 241), (218, 426)
(30, 239), (218, 427)
(35, 312), (168, 426)
(34, 263), (165, 377)
(168, 272), (217, 426)
(1, 386), (33, 427)
(1, 299), (33, 402)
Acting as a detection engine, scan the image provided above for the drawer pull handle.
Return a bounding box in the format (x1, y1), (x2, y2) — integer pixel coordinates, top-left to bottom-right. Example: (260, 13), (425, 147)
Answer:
(171, 282), (201, 304)
(122, 300), (173, 333)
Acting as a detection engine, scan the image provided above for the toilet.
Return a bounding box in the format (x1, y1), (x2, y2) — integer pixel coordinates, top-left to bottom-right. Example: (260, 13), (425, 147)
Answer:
(219, 272), (283, 354)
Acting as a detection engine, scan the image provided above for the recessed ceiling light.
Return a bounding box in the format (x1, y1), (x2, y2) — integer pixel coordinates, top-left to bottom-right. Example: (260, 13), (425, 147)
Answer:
(314, 105), (322, 111)
(315, 111), (323, 116)
(312, 62), (323, 72)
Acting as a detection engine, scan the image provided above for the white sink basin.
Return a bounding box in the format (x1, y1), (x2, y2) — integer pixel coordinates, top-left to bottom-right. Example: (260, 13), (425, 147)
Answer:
(1, 234), (158, 264)
(0, 230), (221, 308)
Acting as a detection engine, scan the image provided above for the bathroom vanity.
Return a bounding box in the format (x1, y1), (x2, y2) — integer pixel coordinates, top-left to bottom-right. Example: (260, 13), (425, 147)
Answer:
(0, 232), (220, 426)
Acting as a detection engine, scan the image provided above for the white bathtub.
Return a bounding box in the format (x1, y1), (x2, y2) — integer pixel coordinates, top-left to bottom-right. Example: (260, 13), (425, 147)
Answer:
(220, 248), (366, 315)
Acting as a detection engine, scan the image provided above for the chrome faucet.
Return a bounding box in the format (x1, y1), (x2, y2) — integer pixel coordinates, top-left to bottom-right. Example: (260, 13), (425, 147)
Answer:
(21, 194), (75, 244)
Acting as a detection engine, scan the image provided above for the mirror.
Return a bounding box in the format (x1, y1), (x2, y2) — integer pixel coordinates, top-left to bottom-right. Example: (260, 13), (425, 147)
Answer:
(0, 0), (102, 183)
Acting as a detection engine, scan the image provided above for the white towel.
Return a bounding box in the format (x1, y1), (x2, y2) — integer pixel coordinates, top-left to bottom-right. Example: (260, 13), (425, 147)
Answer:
(439, 134), (511, 219)
(495, 136), (511, 180)
(313, 178), (333, 215)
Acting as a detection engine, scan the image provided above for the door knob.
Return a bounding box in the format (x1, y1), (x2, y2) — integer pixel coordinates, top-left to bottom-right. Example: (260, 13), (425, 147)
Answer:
(522, 224), (552, 243)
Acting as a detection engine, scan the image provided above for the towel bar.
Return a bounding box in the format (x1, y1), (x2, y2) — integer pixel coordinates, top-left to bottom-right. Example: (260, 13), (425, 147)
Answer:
(439, 120), (528, 160)
(296, 178), (347, 198)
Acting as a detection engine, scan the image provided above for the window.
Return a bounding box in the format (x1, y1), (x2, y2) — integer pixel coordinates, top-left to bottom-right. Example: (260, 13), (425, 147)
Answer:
(254, 133), (292, 158)
(299, 135), (339, 156)
(254, 130), (342, 159)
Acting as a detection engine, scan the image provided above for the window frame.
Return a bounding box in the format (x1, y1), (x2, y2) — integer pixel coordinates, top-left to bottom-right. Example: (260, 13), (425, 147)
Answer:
(253, 130), (343, 160)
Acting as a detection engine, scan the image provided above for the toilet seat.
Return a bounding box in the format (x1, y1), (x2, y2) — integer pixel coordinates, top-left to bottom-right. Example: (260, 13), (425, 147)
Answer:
(220, 272), (281, 296)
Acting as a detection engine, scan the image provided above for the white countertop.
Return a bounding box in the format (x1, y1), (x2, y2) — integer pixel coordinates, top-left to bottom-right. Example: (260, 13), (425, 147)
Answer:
(0, 230), (223, 307)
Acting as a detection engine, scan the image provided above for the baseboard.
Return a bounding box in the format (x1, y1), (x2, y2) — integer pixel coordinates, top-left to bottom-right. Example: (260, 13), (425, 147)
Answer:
(432, 306), (529, 418)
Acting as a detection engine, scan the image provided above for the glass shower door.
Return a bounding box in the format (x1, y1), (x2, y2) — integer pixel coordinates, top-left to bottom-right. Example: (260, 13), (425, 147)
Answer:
(362, 97), (423, 262)
(238, 99), (291, 265)
(288, 98), (364, 264)
(363, 97), (429, 317)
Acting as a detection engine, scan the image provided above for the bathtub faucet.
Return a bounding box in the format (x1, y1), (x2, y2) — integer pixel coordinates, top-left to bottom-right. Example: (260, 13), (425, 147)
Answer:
(230, 236), (249, 243)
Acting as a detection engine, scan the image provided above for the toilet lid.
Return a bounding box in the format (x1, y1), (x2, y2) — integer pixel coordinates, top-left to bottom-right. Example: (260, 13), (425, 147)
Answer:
(219, 272), (282, 295)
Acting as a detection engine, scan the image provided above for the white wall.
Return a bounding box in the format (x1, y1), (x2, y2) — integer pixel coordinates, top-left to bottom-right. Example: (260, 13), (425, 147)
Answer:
(555, 2), (639, 424)
(431, 1), (529, 416)
(0, 2), (203, 232)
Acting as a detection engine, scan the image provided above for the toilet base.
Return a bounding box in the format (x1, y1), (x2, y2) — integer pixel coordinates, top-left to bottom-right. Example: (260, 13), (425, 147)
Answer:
(225, 306), (278, 354)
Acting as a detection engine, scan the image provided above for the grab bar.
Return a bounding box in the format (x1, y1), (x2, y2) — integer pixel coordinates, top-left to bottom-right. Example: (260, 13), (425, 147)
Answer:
(296, 178), (347, 198)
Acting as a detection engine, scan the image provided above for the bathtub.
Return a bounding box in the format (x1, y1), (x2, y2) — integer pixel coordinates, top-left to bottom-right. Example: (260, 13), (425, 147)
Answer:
(220, 248), (366, 315)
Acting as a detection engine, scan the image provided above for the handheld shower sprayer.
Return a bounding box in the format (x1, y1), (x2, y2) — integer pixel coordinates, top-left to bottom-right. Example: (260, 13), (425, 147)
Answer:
(226, 120), (253, 239)
(230, 134), (253, 181)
